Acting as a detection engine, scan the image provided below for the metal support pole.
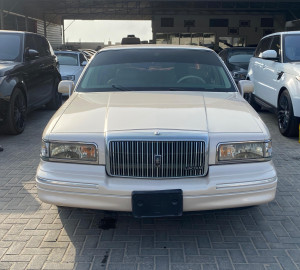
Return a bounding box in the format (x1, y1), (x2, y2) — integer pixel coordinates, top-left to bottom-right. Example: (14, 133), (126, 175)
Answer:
(43, 14), (47, 37)
(0, 0), (4, 30)
(25, 16), (28, 31)
(62, 18), (65, 45)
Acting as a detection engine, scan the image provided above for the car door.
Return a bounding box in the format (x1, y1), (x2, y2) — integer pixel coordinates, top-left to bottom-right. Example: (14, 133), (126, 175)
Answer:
(257, 35), (282, 107)
(34, 35), (56, 103)
(251, 37), (273, 101)
(22, 33), (44, 107)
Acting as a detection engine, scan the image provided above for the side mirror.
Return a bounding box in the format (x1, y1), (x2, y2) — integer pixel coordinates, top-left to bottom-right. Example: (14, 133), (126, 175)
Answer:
(238, 80), (254, 96)
(260, 50), (278, 60)
(26, 49), (39, 60)
(58, 80), (75, 96)
(81, 61), (87, 66)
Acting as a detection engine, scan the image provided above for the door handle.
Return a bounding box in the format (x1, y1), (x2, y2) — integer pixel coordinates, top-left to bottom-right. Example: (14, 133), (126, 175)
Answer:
(277, 71), (284, 80)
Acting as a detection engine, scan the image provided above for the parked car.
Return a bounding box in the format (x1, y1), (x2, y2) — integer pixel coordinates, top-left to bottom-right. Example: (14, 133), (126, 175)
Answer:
(219, 47), (256, 84)
(55, 50), (87, 86)
(78, 49), (95, 60)
(0, 30), (61, 135)
(36, 45), (277, 218)
(247, 31), (300, 137)
(121, 35), (141, 45)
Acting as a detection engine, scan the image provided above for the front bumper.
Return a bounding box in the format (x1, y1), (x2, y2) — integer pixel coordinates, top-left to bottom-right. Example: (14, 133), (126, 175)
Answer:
(36, 160), (277, 212)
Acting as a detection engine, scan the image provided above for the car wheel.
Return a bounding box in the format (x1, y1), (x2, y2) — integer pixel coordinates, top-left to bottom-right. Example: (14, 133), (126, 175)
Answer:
(45, 78), (62, 110)
(277, 90), (298, 137)
(4, 88), (27, 135)
(244, 93), (262, 111)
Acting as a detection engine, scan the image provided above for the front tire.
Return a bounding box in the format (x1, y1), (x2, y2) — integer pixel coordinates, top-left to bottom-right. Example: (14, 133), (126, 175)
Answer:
(4, 88), (27, 135)
(277, 90), (298, 137)
(45, 78), (62, 110)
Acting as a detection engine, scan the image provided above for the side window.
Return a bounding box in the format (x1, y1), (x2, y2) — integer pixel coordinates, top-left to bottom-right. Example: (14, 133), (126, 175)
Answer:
(269, 35), (281, 60)
(24, 34), (37, 52)
(34, 36), (50, 57)
(254, 37), (272, 57)
(79, 53), (87, 65)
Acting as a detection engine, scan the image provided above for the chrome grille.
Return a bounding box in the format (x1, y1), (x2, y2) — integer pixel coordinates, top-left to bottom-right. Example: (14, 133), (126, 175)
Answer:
(108, 141), (206, 178)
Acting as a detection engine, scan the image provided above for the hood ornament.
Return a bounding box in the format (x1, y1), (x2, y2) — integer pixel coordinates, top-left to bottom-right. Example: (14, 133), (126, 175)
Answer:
(154, 130), (160, 135)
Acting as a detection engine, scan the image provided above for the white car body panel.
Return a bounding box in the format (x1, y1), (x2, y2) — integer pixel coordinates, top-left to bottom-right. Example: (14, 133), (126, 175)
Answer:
(59, 65), (84, 85)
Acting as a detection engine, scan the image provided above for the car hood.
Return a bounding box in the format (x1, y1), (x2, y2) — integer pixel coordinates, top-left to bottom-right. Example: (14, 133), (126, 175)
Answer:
(51, 91), (263, 134)
(0, 61), (19, 76)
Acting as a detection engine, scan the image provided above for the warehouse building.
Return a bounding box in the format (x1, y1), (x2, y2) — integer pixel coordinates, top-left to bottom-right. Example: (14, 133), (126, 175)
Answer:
(0, 0), (300, 49)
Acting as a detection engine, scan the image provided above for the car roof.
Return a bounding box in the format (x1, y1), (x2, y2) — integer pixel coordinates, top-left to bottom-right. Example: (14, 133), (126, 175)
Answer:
(263, 30), (300, 39)
(222, 47), (256, 51)
(54, 50), (81, 55)
(98, 44), (214, 54)
(0, 30), (45, 37)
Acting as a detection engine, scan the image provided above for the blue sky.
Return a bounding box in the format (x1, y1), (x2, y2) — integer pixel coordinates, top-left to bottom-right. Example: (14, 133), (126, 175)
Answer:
(65, 20), (153, 44)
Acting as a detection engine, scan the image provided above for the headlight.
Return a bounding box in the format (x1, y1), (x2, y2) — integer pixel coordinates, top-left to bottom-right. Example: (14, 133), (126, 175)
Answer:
(217, 140), (272, 163)
(62, 75), (75, 81)
(232, 72), (246, 80)
(41, 141), (98, 164)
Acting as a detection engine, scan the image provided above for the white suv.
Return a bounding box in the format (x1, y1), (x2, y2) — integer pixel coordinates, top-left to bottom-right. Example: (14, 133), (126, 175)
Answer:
(247, 31), (300, 137)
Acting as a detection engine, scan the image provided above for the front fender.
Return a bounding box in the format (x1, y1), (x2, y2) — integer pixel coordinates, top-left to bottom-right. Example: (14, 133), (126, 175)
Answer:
(0, 75), (27, 121)
(280, 74), (300, 117)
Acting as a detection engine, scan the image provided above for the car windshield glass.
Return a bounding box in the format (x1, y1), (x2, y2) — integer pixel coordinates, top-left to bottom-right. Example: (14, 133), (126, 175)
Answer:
(0, 33), (22, 62)
(283, 34), (300, 62)
(228, 49), (255, 69)
(56, 53), (79, 66)
(77, 49), (236, 92)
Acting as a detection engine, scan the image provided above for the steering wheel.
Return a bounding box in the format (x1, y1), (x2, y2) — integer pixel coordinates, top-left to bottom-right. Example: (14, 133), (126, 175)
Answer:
(177, 75), (206, 84)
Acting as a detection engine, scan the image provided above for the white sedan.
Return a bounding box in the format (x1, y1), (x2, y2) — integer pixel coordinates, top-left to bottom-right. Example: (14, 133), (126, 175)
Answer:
(55, 50), (87, 85)
(37, 45), (277, 218)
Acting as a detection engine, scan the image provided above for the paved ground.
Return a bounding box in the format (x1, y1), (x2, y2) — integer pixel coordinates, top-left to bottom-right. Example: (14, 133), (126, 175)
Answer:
(0, 107), (300, 270)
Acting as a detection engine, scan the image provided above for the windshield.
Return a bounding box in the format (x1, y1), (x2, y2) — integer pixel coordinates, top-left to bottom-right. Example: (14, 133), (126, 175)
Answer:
(228, 49), (255, 69)
(77, 49), (236, 92)
(55, 53), (79, 66)
(284, 34), (300, 62)
(0, 33), (22, 62)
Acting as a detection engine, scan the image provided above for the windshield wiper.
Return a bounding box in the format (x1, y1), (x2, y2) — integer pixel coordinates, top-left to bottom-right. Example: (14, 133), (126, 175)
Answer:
(111, 84), (134, 91)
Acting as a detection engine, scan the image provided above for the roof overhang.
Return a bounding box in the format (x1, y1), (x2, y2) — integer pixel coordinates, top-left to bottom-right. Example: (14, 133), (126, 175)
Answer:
(2, 0), (300, 23)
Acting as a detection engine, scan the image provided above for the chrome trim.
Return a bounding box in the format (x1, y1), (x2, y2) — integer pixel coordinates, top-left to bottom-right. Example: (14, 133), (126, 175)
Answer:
(41, 140), (99, 165)
(36, 176), (99, 189)
(215, 140), (272, 165)
(105, 131), (209, 179)
(216, 176), (277, 189)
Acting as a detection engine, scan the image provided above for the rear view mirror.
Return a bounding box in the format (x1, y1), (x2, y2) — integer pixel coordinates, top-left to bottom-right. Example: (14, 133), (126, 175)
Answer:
(26, 49), (39, 60)
(58, 80), (75, 96)
(238, 80), (254, 96)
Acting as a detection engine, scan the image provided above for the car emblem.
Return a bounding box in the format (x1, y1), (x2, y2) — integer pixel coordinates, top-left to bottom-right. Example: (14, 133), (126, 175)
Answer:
(154, 155), (162, 168)
(154, 131), (160, 135)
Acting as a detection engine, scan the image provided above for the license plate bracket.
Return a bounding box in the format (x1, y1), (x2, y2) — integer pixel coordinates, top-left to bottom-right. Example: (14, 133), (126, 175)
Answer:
(132, 189), (183, 218)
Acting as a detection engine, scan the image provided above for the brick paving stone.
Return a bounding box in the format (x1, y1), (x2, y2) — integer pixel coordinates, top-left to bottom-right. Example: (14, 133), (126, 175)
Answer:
(0, 108), (300, 269)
